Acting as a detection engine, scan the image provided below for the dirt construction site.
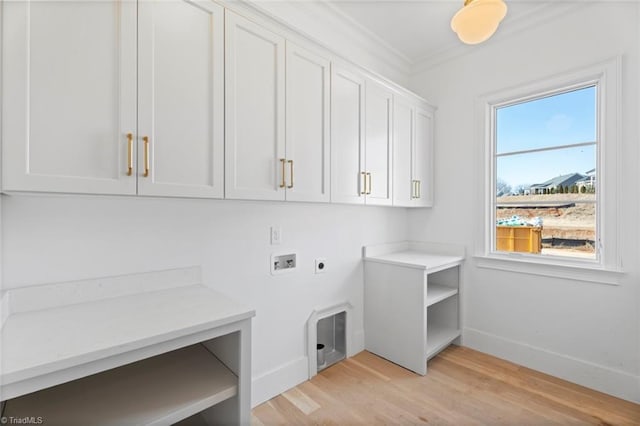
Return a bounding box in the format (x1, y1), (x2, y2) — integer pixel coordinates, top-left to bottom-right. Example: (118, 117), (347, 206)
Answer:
(496, 193), (596, 255)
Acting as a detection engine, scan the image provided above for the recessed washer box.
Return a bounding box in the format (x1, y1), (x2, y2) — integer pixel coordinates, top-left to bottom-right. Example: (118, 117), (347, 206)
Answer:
(271, 253), (297, 275)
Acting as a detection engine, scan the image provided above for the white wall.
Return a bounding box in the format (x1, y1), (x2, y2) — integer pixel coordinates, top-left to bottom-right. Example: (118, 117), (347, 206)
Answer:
(409, 2), (640, 402)
(0, 194), (407, 405)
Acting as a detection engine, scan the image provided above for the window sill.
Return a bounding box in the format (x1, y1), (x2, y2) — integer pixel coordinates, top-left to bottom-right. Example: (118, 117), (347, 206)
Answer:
(473, 253), (624, 285)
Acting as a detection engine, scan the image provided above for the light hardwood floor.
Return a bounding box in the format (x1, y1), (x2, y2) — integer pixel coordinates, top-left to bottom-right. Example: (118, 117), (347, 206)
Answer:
(252, 345), (640, 425)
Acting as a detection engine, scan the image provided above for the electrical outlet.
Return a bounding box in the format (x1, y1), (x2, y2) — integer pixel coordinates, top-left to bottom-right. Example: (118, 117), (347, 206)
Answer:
(270, 226), (282, 245)
(315, 258), (327, 274)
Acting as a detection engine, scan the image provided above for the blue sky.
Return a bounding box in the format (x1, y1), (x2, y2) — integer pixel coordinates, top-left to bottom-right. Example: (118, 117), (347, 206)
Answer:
(496, 86), (596, 188)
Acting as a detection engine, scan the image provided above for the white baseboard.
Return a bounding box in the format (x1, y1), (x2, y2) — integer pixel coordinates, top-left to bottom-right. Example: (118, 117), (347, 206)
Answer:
(252, 356), (309, 407)
(252, 328), (366, 407)
(463, 327), (640, 403)
(351, 329), (365, 356)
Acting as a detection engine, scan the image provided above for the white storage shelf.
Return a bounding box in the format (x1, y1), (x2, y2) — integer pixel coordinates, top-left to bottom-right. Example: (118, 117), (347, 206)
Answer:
(364, 242), (463, 376)
(4, 345), (237, 426)
(427, 324), (461, 360)
(426, 284), (458, 307)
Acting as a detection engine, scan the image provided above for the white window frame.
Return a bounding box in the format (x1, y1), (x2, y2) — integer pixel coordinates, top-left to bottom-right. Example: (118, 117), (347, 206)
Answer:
(474, 57), (623, 285)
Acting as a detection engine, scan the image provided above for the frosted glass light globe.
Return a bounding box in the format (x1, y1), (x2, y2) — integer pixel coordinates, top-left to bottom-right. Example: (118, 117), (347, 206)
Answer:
(451, 0), (508, 45)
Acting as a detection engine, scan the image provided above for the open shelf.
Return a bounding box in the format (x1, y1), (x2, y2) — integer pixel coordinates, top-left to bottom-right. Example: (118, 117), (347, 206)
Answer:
(426, 326), (461, 360)
(426, 284), (458, 307)
(4, 344), (237, 425)
(364, 242), (463, 375)
(427, 294), (460, 360)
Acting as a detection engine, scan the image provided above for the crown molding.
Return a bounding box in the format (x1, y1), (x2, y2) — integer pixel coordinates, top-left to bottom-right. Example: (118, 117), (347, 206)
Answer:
(319, 1), (414, 66)
(228, 0), (412, 81)
(411, 1), (583, 76)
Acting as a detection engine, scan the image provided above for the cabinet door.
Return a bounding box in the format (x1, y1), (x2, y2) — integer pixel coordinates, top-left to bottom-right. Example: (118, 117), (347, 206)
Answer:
(137, 0), (224, 198)
(225, 11), (285, 201)
(330, 65), (365, 204)
(364, 80), (393, 206)
(285, 42), (330, 203)
(413, 106), (434, 207)
(2, 0), (136, 194)
(393, 96), (414, 207)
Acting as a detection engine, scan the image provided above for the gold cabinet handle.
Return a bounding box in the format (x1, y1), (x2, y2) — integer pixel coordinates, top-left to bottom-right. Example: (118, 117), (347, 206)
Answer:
(279, 158), (286, 188)
(411, 180), (417, 199)
(126, 133), (133, 176)
(360, 171), (366, 195)
(143, 136), (150, 177)
(366, 172), (371, 195)
(417, 180), (421, 199)
(287, 159), (294, 189)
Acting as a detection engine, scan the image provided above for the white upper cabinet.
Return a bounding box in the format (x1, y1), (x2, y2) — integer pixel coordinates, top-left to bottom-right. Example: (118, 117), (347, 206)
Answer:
(413, 106), (434, 207)
(137, 0), (224, 198)
(393, 95), (434, 207)
(2, 1), (434, 205)
(2, 0), (224, 198)
(285, 42), (330, 203)
(2, 0), (137, 194)
(331, 65), (365, 205)
(364, 79), (393, 206)
(225, 11), (286, 201)
(330, 69), (393, 206)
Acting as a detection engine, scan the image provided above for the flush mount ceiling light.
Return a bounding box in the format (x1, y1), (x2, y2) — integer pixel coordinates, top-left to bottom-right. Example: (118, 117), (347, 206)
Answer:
(451, 0), (508, 45)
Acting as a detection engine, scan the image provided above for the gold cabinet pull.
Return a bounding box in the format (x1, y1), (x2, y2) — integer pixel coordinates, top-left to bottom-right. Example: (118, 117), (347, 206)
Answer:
(366, 172), (372, 195)
(279, 158), (286, 188)
(411, 180), (417, 199)
(360, 171), (366, 195)
(417, 180), (421, 199)
(143, 136), (150, 177)
(287, 159), (294, 189)
(126, 133), (133, 176)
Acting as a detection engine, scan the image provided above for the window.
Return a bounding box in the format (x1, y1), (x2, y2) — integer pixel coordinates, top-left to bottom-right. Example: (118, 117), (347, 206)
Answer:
(478, 58), (621, 280)
(494, 86), (597, 260)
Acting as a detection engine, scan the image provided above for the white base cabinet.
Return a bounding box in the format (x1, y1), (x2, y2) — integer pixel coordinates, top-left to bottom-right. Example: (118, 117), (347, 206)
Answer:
(363, 242), (463, 375)
(0, 268), (254, 425)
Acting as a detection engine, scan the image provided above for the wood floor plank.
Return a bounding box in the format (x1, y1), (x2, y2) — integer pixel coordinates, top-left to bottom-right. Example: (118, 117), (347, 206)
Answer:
(281, 387), (321, 415)
(252, 401), (290, 425)
(253, 345), (640, 425)
(440, 346), (639, 424)
(251, 413), (266, 426)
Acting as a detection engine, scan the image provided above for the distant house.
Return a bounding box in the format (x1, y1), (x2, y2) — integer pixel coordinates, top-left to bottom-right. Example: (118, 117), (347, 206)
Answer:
(529, 173), (586, 194)
(576, 168), (596, 190)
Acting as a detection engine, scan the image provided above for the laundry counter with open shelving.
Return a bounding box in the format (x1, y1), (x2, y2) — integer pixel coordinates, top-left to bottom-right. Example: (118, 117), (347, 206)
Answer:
(363, 242), (464, 375)
(0, 267), (254, 425)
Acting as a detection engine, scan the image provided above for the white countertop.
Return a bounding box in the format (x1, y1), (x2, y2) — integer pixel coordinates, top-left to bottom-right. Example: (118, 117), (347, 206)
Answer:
(364, 250), (464, 272)
(1, 284), (255, 388)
